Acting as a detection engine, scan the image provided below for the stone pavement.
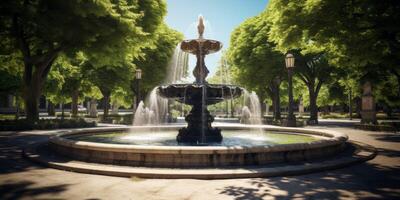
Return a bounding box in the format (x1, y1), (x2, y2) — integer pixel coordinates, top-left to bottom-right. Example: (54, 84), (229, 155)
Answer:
(0, 122), (399, 200)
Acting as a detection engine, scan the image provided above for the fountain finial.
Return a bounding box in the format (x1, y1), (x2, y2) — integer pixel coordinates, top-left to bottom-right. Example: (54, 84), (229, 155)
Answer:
(197, 15), (205, 39)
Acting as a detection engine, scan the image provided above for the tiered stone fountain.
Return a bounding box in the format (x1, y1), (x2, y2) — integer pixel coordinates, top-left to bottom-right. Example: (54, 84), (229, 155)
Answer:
(158, 16), (242, 143)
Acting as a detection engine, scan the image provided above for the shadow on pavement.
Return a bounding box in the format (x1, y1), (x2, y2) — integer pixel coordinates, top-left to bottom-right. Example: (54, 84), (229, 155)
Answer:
(369, 133), (400, 143)
(218, 157), (400, 199)
(0, 132), (50, 174)
(0, 181), (69, 200)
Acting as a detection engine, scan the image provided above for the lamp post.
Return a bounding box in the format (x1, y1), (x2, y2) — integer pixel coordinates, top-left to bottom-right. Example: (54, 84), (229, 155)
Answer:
(285, 53), (296, 127)
(135, 69), (142, 108)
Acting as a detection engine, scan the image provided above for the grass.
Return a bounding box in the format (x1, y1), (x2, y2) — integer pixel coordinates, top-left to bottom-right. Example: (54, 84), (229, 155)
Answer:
(320, 113), (350, 119)
(0, 114), (16, 120)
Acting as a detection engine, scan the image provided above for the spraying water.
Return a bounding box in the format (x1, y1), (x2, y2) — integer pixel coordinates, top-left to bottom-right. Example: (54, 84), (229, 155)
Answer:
(241, 90), (262, 125)
(240, 106), (251, 124)
(133, 101), (148, 126)
(133, 88), (168, 125)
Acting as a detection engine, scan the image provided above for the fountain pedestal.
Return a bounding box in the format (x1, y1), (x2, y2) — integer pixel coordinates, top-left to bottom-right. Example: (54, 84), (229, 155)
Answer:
(157, 15), (242, 144)
(177, 103), (222, 143)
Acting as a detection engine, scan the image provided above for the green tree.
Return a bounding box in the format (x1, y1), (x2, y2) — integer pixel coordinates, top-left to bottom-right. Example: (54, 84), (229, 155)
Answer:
(267, 0), (400, 95)
(45, 53), (94, 117)
(227, 14), (285, 120)
(292, 52), (335, 123)
(0, 0), (166, 122)
(110, 86), (132, 113)
(87, 63), (134, 119)
(45, 63), (71, 119)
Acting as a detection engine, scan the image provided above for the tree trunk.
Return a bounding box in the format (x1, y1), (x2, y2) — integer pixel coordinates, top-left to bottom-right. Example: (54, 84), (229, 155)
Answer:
(15, 94), (20, 120)
(47, 101), (55, 116)
(103, 93), (110, 120)
(71, 89), (79, 117)
(13, 14), (60, 123)
(257, 91), (266, 118)
(21, 52), (59, 123)
(272, 80), (281, 121)
(308, 88), (318, 124)
(24, 82), (40, 122)
(22, 57), (59, 122)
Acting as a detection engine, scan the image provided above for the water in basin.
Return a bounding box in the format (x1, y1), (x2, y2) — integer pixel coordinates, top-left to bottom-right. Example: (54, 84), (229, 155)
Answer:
(67, 130), (319, 146)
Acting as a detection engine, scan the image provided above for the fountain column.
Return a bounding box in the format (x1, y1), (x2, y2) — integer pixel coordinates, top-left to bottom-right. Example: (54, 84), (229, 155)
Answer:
(177, 100), (222, 143)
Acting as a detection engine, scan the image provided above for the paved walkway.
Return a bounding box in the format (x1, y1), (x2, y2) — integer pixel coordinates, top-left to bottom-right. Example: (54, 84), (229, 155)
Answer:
(0, 122), (399, 200)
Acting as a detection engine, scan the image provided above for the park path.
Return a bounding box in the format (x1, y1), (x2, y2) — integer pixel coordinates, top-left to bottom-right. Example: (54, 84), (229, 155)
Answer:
(0, 122), (399, 200)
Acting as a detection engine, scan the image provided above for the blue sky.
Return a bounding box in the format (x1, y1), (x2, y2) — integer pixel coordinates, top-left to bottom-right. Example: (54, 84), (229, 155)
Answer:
(164, 0), (269, 78)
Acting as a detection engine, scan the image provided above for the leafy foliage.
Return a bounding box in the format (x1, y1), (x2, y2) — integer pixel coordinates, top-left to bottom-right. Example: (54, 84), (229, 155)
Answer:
(228, 14), (285, 95)
(0, 0), (167, 121)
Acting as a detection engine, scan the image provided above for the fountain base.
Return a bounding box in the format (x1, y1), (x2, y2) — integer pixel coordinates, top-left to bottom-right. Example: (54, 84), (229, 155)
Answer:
(177, 103), (222, 143)
(177, 127), (222, 144)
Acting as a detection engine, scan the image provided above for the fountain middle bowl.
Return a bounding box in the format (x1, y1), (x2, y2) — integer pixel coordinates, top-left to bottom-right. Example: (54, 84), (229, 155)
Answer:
(157, 83), (242, 105)
(48, 125), (348, 168)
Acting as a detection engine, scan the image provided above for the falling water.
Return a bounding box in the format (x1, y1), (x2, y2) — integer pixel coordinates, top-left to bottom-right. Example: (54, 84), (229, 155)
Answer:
(133, 101), (147, 126)
(148, 88), (168, 124)
(240, 106), (251, 124)
(241, 90), (262, 125)
(166, 44), (190, 84)
(132, 88), (168, 125)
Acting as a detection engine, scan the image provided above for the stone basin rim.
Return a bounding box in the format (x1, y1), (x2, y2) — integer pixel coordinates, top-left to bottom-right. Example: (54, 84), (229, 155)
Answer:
(49, 125), (348, 155)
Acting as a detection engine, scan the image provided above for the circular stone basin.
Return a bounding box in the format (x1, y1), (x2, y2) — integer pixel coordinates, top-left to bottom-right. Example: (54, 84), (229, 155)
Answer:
(66, 130), (319, 146)
(49, 126), (348, 168)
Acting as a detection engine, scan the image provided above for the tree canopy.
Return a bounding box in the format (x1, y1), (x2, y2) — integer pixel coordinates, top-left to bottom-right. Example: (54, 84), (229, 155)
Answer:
(266, 0), (400, 84)
(0, 0), (167, 121)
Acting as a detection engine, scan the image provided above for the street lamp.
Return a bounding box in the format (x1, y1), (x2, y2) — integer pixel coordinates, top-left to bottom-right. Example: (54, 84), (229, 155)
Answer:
(135, 69), (142, 107)
(285, 53), (296, 127)
(135, 69), (142, 79)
